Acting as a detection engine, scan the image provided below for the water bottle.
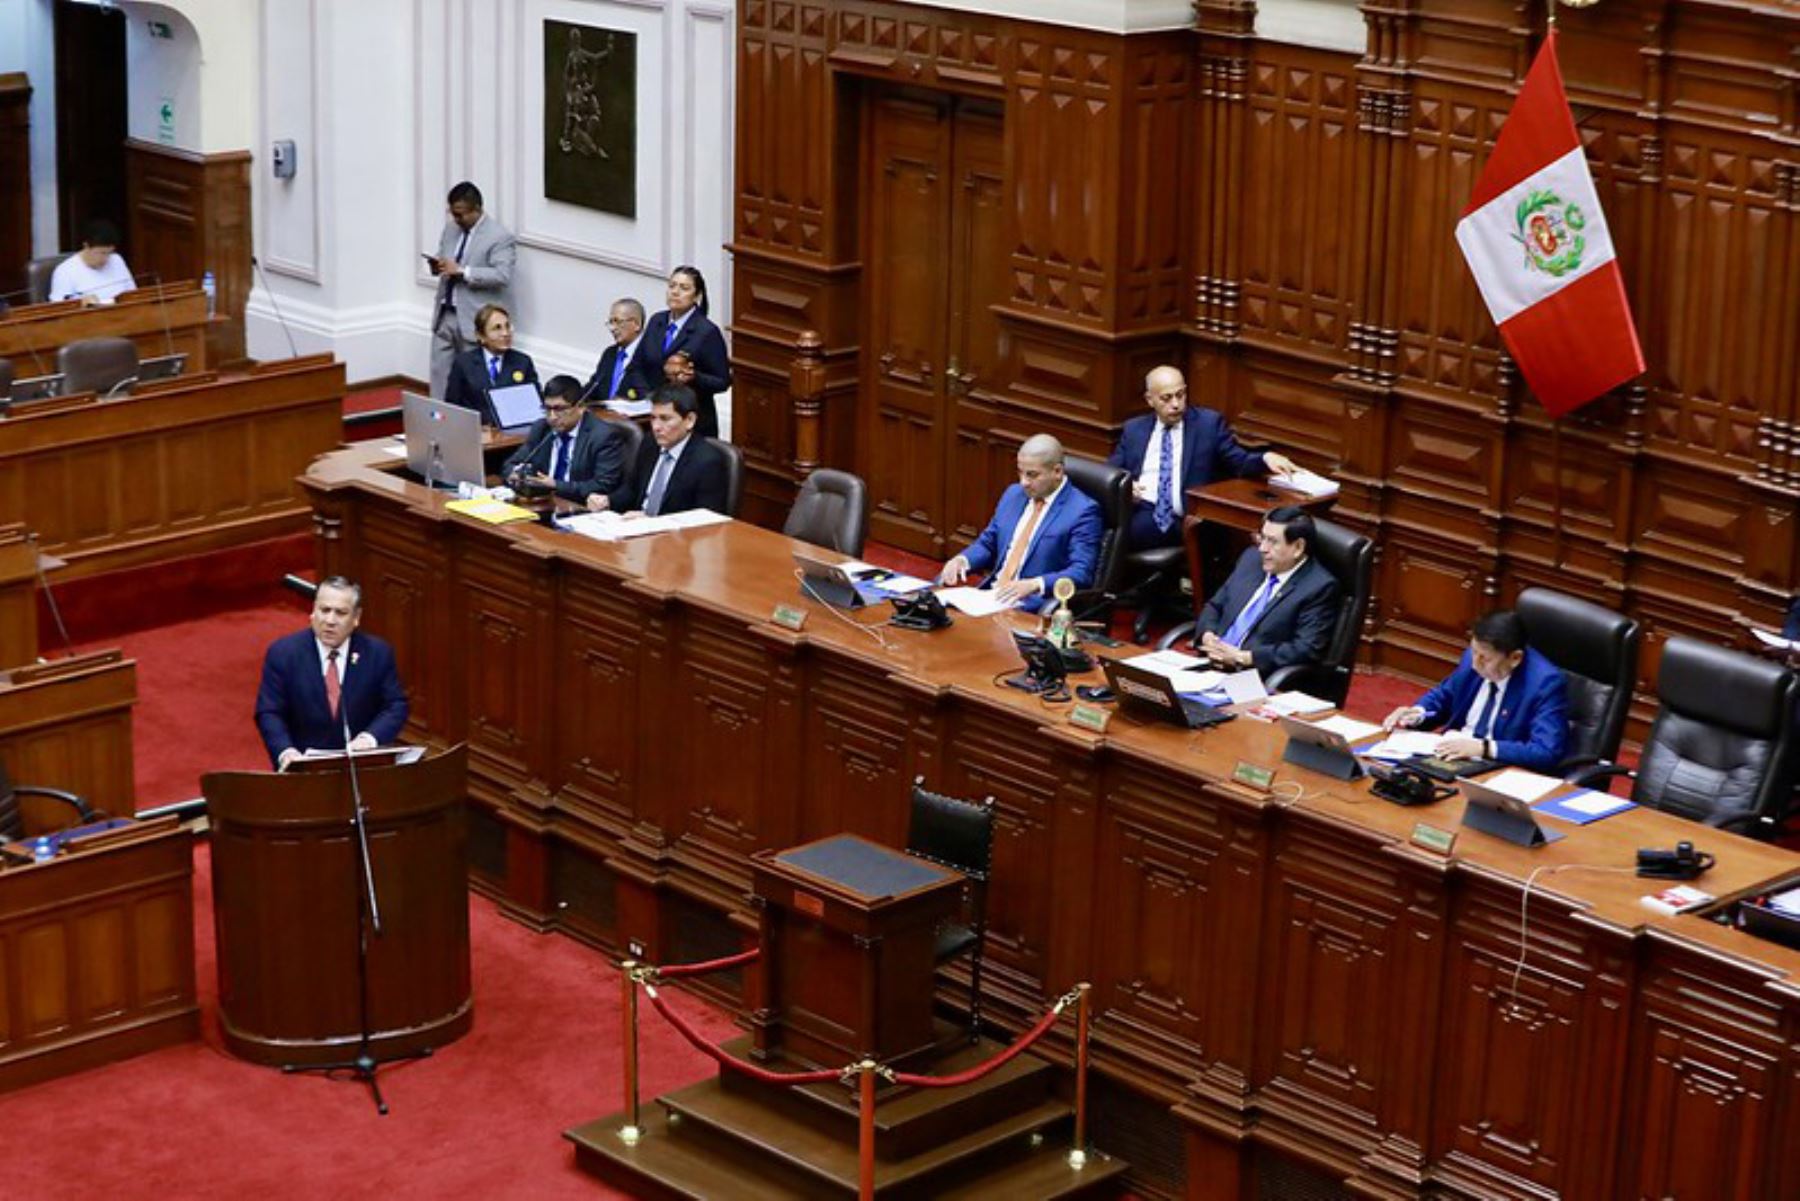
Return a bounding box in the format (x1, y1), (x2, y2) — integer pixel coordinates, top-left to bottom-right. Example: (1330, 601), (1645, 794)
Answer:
(32, 837), (54, 863)
(202, 271), (217, 317)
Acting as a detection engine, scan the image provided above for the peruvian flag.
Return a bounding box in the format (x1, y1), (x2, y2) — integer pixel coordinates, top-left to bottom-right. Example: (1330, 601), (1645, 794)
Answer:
(1455, 32), (1643, 417)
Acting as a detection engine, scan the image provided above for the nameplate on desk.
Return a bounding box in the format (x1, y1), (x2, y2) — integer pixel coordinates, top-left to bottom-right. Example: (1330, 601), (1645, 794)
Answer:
(770, 603), (808, 631)
(1410, 822), (1457, 855)
(792, 891), (824, 918)
(1232, 761), (1275, 792)
(1069, 704), (1112, 733)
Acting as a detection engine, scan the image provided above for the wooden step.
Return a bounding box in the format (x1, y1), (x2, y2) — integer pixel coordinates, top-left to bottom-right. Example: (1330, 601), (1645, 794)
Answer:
(717, 1033), (1057, 1159)
(932, 1144), (1130, 1200)
(565, 1109), (821, 1201)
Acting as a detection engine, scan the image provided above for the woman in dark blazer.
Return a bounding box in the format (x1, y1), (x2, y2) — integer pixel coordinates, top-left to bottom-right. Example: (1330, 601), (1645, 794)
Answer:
(443, 302), (538, 426)
(639, 265), (730, 439)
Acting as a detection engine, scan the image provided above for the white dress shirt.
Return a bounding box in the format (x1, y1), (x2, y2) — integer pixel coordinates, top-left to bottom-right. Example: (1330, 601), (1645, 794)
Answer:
(1000, 479), (1065, 571)
(1456, 673), (1510, 740)
(49, 253), (136, 303)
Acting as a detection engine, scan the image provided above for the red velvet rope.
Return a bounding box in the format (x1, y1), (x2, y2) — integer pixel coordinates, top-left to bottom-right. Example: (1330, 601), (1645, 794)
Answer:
(890, 1004), (1063, 1088)
(652, 947), (761, 980)
(643, 986), (844, 1086)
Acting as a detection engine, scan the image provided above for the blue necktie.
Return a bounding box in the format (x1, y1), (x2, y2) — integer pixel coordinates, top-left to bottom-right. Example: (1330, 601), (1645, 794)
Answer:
(552, 433), (572, 482)
(609, 350), (628, 397)
(488, 356), (500, 384)
(1470, 684), (1497, 739)
(1153, 424), (1177, 532)
(644, 450), (674, 515)
(662, 320), (679, 353)
(1221, 574), (1277, 647)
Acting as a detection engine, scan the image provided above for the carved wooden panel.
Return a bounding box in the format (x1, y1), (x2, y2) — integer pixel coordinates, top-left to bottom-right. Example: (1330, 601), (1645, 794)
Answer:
(456, 538), (542, 796)
(355, 507), (443, 744)
(125, 141), (252, 362)
(801, 654), (910, 847)
(554, 582), (643, 830)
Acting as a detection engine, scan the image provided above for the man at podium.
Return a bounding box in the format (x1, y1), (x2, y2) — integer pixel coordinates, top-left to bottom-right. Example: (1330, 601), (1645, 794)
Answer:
(255, 577), (409, 770)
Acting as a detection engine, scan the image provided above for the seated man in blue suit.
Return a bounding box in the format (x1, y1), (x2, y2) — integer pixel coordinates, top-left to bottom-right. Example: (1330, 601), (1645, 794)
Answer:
(1108, 365), (1300, 551)
(1187, 506), (1338, 674)
(1383, 610), (1568, 772)
(255, 576), (410, 770)
(939, 433), (1103, 614)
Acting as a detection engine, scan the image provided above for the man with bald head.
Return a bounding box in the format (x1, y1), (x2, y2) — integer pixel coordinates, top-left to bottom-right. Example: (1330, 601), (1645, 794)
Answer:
(939, 434), (1102, 613)
(1109, 365), (1300, 551)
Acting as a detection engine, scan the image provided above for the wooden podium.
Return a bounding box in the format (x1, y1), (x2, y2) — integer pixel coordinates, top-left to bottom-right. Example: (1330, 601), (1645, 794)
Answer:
(750, 833), (963, 1069)
(202, 745), (472, 1066)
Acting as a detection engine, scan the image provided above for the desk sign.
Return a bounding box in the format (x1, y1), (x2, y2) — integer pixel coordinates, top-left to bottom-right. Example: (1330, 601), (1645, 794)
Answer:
(770, 603), (808, 631)
(1232, 761), (1275, 792)
(1069, 704), (1112, 733)
(1411, 822), (1457, 855)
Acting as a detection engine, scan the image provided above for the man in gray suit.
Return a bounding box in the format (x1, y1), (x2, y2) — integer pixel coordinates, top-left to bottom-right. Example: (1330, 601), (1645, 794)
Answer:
(427, 180), (517, 399)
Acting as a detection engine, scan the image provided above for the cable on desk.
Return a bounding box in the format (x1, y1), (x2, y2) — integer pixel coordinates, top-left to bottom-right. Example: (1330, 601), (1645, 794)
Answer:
(1508, 863), (1636, 1015)
(793, 569), (893, 651)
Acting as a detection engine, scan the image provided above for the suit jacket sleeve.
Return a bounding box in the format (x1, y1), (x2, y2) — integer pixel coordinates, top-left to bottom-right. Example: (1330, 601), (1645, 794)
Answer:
(689, 321), (732, 395)
(1249, 574), (1339, 675)
(1213, 414), (1270, 479)
(1107, 420), (1139, 472)
(1785, 597), (1800, 640)
(462, 224), (516, 292)
(254, 643), (297, 765)
(501, 420), (547, 477)
(1416, 655), (1473, 728)
(1494, 667), (1568, 772)
(556, 423), (627, 502)
(960, 502), (1009, 574)
(364, 644), (410, 745)
(694, 446), (731, 513)
(1039, 500), (1103, 596)
(607, 443), (649, 512)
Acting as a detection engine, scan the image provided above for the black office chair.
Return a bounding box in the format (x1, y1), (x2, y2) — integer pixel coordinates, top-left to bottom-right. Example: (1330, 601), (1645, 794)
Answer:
(0, 357), (13, 400)
(1516, 587), (1640, 774)
(1117, 538), (1190, 644)
(598, 415), (644, 495)
(26, 254), (63, 305)
(1060, 455), (1131, 620)
(0, 760), (96, 841)
(59, 337), (139, 396)
(1574, 636), (1798, 838)
(783, 468), (868, 557)
(907, 778), (997, 1040)
(1155, 516), (1373, 706)
(706, 437), (744, 518)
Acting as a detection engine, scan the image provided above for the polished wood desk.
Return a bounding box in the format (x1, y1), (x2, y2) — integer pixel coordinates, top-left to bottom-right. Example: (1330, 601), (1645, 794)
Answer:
(0, 650), (136, 814)
(0, 818), (198, 1093)
(0, 523), (48, 667)
(0, 355), (344, 579)
(301, 440), (1800, 1201)
(0, 284), (210, 375)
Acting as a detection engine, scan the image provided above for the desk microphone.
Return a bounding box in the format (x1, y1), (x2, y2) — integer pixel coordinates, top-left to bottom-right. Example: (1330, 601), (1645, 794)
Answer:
(251, 255), (301, 359)
(103, 375), (140, 400)
(507, 422), (558, 484)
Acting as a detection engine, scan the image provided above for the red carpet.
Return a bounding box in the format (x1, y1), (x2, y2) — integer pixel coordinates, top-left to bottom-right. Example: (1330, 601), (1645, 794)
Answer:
(0, 841), (737, 1199)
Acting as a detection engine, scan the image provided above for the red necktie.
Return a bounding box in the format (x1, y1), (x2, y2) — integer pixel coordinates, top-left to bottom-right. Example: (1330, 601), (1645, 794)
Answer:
(325, 650), (342, 719)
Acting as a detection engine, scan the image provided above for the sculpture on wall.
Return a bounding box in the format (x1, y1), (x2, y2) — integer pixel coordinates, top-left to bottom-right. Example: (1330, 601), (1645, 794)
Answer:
(545, 20), (636, 218)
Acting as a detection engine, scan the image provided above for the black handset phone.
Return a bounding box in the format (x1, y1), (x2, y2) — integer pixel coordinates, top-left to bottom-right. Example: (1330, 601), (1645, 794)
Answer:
(891, 591), (952, 631)
(1371, 763), (1454, 807)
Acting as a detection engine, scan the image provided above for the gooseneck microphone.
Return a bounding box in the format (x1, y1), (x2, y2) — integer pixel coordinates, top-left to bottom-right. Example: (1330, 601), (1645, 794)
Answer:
(251, 255), (301, 359)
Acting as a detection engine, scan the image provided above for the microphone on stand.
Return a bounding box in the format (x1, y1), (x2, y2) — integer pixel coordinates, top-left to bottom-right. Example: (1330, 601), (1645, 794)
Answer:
(251, 255), (301, 359)
(338, 676), (382, 937)
(506, 421), (559, 488)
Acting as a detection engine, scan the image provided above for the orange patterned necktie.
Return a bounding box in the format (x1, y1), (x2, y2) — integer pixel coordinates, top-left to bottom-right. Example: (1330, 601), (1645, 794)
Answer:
(997, 498), (1046, 583)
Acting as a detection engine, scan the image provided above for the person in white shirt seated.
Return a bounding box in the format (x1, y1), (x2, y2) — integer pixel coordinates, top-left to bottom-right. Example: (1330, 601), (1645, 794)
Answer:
(48, 218), (137, 305)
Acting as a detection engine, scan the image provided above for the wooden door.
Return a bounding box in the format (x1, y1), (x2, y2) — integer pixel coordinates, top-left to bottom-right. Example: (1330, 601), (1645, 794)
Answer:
(53, 0), (127, 251)
(861, 91), (1007, 558)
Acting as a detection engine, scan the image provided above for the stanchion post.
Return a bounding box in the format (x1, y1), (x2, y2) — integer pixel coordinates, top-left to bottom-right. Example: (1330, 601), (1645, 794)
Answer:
(1069, 981), (1091, 1169)
(858, 1060), (878, 1201)
(620, 960), (642, 1146)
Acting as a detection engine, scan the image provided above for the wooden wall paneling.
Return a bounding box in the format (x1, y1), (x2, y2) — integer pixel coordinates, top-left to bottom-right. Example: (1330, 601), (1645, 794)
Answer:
(799, 651), (911, 848)
(1429, 876), (1633, 1200)
(1190, 1), (1252, 346)
(124, 140), (252, 363)
(550, 569), (644, 836)
(356, 504), (451, 750)
(0, 656), (136, 814)
(1374, 523), (1494, 678)
(0, 74), (30, 299)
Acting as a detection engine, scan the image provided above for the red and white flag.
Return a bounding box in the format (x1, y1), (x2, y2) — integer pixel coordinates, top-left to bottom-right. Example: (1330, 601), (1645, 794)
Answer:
(1455, 32), (1643, 417)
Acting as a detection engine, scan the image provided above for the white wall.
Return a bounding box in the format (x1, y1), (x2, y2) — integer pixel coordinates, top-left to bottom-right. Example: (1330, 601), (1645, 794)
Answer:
(121, 3), (202, 152)
(251, 0), (739, 389)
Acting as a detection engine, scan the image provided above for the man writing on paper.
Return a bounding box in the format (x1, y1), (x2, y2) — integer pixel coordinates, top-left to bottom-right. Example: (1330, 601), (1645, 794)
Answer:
(1382, 610), (1568, 772)
(255, 577), (410, 771)
(1183, 506), (1337, 674)
(938, 434), (1102, 615)
(585, 384), (730, 517)
(502, 375), (628, 503)
(48, 219), (137, 304)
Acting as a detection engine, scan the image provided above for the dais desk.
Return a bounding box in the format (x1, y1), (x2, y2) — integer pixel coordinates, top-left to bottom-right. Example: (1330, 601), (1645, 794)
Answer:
(0, 285), (210, 375)
(300, 441), (1800, 1201)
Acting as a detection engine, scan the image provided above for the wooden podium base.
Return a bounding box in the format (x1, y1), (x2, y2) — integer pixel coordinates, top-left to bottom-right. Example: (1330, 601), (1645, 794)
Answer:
(565, 1034), (1126, 1199)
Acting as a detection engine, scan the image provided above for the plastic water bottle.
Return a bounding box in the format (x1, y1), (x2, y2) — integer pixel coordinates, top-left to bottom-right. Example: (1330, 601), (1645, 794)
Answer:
(32, 837), (54, 863)
(202, 271), (217, 317)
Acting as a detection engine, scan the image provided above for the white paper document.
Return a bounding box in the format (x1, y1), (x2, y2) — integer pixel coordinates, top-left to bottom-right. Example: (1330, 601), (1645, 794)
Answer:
(603, 398), (654, 417)
(1752, 627), (1800, 652)
(1268, 468), (1340, 498)
(1168, 669), (1225, 694)
(557, 509), (728, 542)
(1557, 790), (1632, 817)
(1261, 691), (1336, 716)
(1362, 730), (1444, 761)
(936, 587), (1017, 617)
(1126, 649), (1208, 678)
(1482, 768), (1564, 803)
(1311, 715), (1384, 744)
(380, 443), (408, 458)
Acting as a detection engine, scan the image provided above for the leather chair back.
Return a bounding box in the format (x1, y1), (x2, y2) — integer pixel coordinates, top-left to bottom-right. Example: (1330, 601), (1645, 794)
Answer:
(783, 468), (868, 557)
(1062, 455), (1131, 597)
(0, 357), (13, 400)
(1516, 587), (1640, 770)
(27, 255), (63, 305)
(705, 437), (745, 518)
(1279, 517), (1374, 705)
(59, 336), (139, 396)
(599, 415), (644, 494)
(0, 760), (19, 842)
(1637, 636), (1797, 834)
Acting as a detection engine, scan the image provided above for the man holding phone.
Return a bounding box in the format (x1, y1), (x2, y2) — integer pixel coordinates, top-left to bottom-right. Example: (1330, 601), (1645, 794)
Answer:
(426, 181), (516, 400)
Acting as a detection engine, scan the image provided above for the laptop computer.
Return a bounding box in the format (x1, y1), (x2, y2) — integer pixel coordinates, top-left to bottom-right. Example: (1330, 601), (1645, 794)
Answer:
(401, 391), (485, 489)
(487, 381), (543, 435)
(138, 353), (187, 382)
(1100, 657), (1233, 730)
(10, 373), (64, 403)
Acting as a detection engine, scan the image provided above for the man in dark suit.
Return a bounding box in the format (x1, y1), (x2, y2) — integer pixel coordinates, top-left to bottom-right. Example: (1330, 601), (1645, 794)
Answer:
(502, 375), (628, 503)
(443, 303), (538, 426)
(255, 576), (410, 770)
(1189, 506), (1339, 674)
(1108, 365), (1300, 551)
(939, 434), (1104, 615)
(586, 384), (730, 516)
(581, 298), (655, 403)
(1383, 610), (1569, 772)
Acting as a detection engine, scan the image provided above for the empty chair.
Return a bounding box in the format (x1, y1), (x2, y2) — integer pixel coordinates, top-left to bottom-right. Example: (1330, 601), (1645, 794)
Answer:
(59, 336), (139, 396)
(1117, 536), (1191, 644)
(0, 759), (97, 841)
(1060, 454), (1131, 616)
(907, 778), (997, 1039)
(705, 437), (745, 518)
(1515, 587), (1640, 773)
(782, 468), (868, 557)
(1575, 636), (1797, 837)
(26, 254), (63, 305)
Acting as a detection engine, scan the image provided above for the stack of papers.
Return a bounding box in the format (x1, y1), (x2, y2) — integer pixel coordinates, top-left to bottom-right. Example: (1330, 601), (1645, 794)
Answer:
(1534, 788), (1634, 825)
(1268, 468), (1340, 499)
(603, 398), (654, 417)
(1481, 768), (1564, 802)
(1124, 649), (1207, 677)
(1261, 692), (1336, 717)
(1362, 730), (1443, 761)
(1752, 628), (1800, 653)
(1310, 714), (1384, 743)
(936, 587), (1016, 617)
(843, 563), (935, 596)
(556, 509), (730, 542)
(445, 496), (537, 525)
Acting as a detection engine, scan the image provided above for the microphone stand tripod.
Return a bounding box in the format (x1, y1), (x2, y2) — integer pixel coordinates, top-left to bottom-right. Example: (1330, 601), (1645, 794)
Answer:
(281, 707), (431, 1114)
